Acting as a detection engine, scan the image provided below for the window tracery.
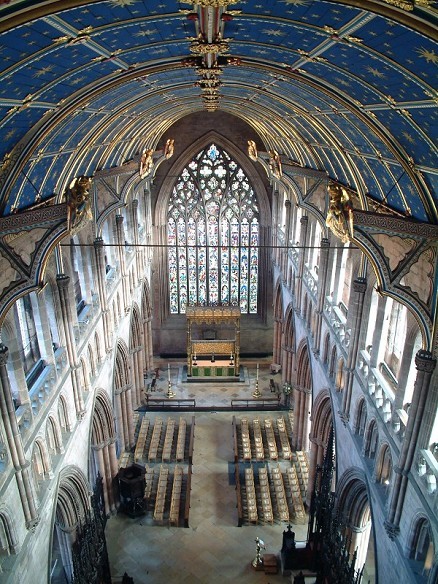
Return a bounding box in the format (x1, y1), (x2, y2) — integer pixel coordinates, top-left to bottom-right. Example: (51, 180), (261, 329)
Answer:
(167, 143), (259, 314)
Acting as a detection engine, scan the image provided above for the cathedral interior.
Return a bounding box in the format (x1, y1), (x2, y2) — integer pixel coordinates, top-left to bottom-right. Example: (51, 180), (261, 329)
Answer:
(0, 1), (436, 583)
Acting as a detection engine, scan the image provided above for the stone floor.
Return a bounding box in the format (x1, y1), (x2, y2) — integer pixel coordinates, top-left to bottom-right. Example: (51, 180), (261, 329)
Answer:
(106, 360), (310, 583)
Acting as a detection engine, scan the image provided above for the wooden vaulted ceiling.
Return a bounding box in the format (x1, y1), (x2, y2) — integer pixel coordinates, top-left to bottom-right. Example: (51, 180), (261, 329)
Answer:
(0, 0), (435, 223)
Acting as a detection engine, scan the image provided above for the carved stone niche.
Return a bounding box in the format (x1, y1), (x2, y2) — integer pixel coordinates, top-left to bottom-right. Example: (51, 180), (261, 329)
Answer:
(118, 464), (146, 517)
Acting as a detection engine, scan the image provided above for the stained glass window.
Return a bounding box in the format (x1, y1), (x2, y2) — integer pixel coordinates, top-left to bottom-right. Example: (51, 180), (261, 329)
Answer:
(168, 143), (259, 314)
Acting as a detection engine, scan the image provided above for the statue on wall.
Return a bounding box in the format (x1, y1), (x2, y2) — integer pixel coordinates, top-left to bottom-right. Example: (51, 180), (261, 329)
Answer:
(139, 148), (154, 178)
(269, 149), (282, 178)
(164, 138), (175, 159)
(247, 140), (258, 161)
(67, 175), (93, 234)
(326, 181), (354, 243)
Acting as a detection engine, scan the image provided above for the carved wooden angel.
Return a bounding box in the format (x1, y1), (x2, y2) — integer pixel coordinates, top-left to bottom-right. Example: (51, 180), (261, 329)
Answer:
(326, 182), (354, 243)
(164, 139), (175, 159)
(139, 148), (154, 178)
(247, 140), (258, 161)
(67, 175), (93, 234)
(269, 149), (282, 178)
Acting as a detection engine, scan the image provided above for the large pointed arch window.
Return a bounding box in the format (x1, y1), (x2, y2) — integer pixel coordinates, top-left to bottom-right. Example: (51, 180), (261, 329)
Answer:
(168, 143), (259, 314)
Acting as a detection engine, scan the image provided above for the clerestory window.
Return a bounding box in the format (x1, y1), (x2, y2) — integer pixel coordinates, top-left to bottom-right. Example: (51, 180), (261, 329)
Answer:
(167, 143), (259, 314)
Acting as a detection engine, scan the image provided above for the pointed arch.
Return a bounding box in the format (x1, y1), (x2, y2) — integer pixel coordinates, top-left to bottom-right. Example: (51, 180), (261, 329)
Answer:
(294, 341), (313, 451)
(307, 389), (334, 505)
(272, 281), (283, 366)
(407, 514), (435, 580)
(165, 141), (261, 314)
(336, 469), (376, 581)
(364, 418), (379, 459)
(141, 278), (153, 372)
(50, 466), (91, 583)
(0, 507), (19, 563)
(113, 340), (134, 452)
(354, 398), (368, 437)
(89, 389), (118, 515)
(129, 303), (144, 407)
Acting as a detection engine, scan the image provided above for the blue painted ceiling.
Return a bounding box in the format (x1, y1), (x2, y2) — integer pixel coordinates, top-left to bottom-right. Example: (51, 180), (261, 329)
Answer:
(0, 0), (436, 222)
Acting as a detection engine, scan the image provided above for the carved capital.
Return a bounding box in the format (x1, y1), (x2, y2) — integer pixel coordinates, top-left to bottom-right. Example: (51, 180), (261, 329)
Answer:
(0, 343), (9, 365)
(415, 349), (436, 373)
(56, 274), (70, 288)
(353, 278), (367, 294)
(384, 520), (400, 540)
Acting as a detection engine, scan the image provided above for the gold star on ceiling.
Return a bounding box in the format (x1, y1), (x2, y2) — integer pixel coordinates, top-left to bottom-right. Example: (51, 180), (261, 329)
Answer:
(280, 0), (311, 5)
(366, 66), (385, 78)
(110, 0), (137, 7)
(416, 47), (438, 64)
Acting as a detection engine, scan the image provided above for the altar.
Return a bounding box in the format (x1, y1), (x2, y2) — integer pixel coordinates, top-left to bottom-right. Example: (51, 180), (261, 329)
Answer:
(191, 359), (236, 378)
(186, 306), (241, 380)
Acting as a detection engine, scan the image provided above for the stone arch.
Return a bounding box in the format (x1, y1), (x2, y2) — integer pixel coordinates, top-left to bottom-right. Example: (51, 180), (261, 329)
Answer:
(294, 340), (312, 451)
(336, 356), (345, 391)
(374, 442), (393, 489)
(354, 397), (367, 437)
(87, 343), (96, 379)
(89, 389), (118, 515)
(141, 278), (153, 372)
(0, 507), (20, 568)
(323, 331), (331, 365)
(282, 303), (296, 383)
(364, 418), (379, 459)
(129, 304), (144, 407)
(336, 469), (376, 581)
(113, 339), (134, 453)
(79, 356), (90, 391)
(307, 389), (333, 506)
(94, 331), (102, 365)
(50, 466), (91, 583)
(406, 513), (435, 581)
(46, 413), (63, 454)
(329, 344), (337, 379)
(32, 437), (52, 486)
(272, 281), (283, 366)
(57, 393), (71, 433)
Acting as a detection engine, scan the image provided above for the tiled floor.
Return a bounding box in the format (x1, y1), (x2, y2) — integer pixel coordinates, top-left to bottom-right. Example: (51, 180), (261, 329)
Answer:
(106, 361), (309, 583)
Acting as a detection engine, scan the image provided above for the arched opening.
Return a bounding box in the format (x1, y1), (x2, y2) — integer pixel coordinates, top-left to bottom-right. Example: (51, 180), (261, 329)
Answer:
(408, 516), (435, 581)
(49, 468), (90, 584)
(294, 342), (312, 451)
(90, 390), (119, 515)
(167, 142), (260, 314)
(337, 474), (376, 583)
(113, 341), (134, 454)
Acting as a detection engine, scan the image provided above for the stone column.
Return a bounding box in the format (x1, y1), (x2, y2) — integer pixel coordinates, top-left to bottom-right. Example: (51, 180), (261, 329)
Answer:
(94, 238), (112, 353)
(131, 199), (141, 286)
(272, 190), (279, 265)
(341, 278), (367, 421)
(56, 275), (85, 419)
(385, 350), (436, 538)
(0, 344), (39, 528)
(115, 214), (130, 313)
(369, 294), (387, 368)
(296, 216), (308, 314)
(392, 315), (418, 416)
(301, 390), (311, 452)
(313, 238), (330, 355)
(283, 199), (292, 275)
